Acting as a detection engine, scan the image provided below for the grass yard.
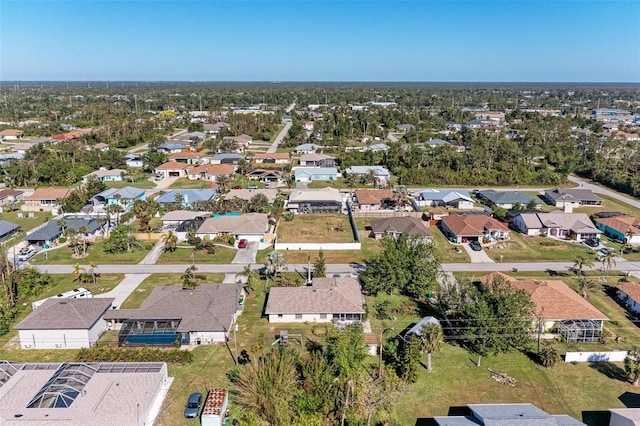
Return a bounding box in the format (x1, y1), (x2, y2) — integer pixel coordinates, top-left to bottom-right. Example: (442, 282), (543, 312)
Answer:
(484, 233), (595, 262)
(431, 227), (471, 263)
(156, 245), (237, 264)
(169, 178), (212, 189)
(119, 273), (225, 309)
(30, 240), (154, 264)
(574, 193), (640, 217)
(277, 214), (355, 243)
(0, 208), (51, 247)
(106, 178), (156, 189)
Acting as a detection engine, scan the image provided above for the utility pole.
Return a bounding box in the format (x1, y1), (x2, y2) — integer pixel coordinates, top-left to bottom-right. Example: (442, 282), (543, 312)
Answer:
(537, 308), (545, 354)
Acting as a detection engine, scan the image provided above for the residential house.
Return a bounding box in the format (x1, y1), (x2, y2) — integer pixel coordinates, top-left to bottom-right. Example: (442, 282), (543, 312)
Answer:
(161, 210), (211, 228)
(222, 134), (252, 152)
(0, 361), (170, 426)
(254, 152), (291, 165)
(477, 189), (542, 209)
(188, 164), (235, 181)
(154, 161), (189, 178)
(172, 131), (207, 144)
(609, 408), (640, 426)
(369, 217), (432, 241)
(25, 216), (102, 247)
(124, 153), (143, 168)
(286, 187), (344, 214)
(0, 220), (19, 241)
(155, 189), (216, 208)
(543, 188), (603, 207)
(417, 189), (474, 209)
(247, 169), (283, 186)
(594, 215), (640, 245)
(204, 121), (229, 135)
(439, 213), (509, 243)
(0, 152), (23, 164)
(92, 187), (146, 212)
(168, 151), (205, 165)
(0, 189), (23, 205)
(15, 298), (114, 349)
(293, 167), (338, 182)
(265, 277), (365, 323)
(482, 272), (608, 342)
(224, 188), (279, 204)
(196, 213), (270, 242)
(103, 284), (244, 346)
(344, 166), (391, 182)
(617, 282), (640, 315)
(0, 129), (24, 141)
(93, 142), (110, 151)
(445, 121), (462, 131)
(22, 187), (72, 212)
(513, 212), (600, 241)
(294, 143), (324, 154)
(212, 153), (245, 165)
(396, 124), (415, 133)
(9, 141), (44, 154)
(81, 168), (126, 184)
(298, 153), (335, 167)
(353, 189), (394, 211)
(157, 143), (186, 154)
(366, 143), (389, 152)
(424, 138), (451, 148)
(434, 403), (585, 426)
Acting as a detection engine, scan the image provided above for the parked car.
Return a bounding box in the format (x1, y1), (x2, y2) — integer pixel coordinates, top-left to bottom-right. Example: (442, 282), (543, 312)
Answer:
(584, 238), (599, 248)
(184, 392), (202, 418)
(238, 239), (248, 249)
(469, 241), (482, 251)
(232, 185), (242, 190)
(599, 246), (614, 255)
(17, 246), (38, 262)
(248, 184), (258, 189)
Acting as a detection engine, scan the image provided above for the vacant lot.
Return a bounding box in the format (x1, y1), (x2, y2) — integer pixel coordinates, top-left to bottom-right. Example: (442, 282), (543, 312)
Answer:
(156, 245), (236, 264)
(574, 193), (640, 217)
(277, 214), (355, 243)
(484, 233), (595, 262)
(30, 240), (154, 264)
(169, 178), (212, 189)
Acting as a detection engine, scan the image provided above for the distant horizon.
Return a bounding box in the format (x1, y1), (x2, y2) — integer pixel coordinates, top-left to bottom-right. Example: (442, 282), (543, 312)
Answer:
(1, 1), (638, 82)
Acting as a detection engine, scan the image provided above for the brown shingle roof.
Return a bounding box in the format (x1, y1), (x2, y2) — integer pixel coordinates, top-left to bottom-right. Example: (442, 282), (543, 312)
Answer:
(23, 187), (72, 201)
(197, 213), (268, 235)
(0, 189), (23, 200)
(354, 189), (393, 206)
(155, 161), (188, 170)
(103, 284), (243, 332)
(0, 129), (24, 137)
(169, 151), (203, 159)
(596, 216), (640, 235)
(15, 298), (114, 330)
(370, 217), (432, 237)
(618, 282), (640, 303)
(481, 272), (608, 321)
(190, 164), (235, 176)
(441, 214), (506, 236)
(265, 277), (365, 315)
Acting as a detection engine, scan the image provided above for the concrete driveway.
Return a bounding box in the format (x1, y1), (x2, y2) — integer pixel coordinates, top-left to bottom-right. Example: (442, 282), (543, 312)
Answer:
(232, 241), (258, 264)
(463, 243), (495, 263)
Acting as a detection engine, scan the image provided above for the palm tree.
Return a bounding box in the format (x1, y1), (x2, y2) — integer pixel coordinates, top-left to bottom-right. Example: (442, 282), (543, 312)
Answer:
(344, 173), (358, 193)
(420, 323), (444, 371)
(601, 250), (616, 279)
(216, 174), (233, 193)
(106, 203), (124, 226)
(182, 265), (200, 289)
(77, 225), (90, 256)
(65, 229), (80, 257)
(72, 263), (86, 282)
(577, 276), (598, 299)
(235, 264), (260, 295)
(88, 261), (98, 285)
(392, 186), (409, 210)
(264, 251), (287, 283)
(174, 192), (184, 208)
(625, 346), (640, 386)
(57, 219), (67, 235)
(162, 231), (178, 252)
(572, 255), (594, 276)
(284, 175), (295, 189)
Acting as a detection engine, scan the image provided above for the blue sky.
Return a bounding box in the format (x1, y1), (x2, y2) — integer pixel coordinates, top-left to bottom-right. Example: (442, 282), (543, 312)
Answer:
(1, 1), (638, 82)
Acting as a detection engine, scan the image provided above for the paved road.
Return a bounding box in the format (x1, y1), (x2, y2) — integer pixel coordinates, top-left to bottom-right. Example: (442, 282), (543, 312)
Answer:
(568, 175), (640, 209)
(32, 260), (640, 276)
(285, 101), (296, 113)
(266, 121), (292, 153)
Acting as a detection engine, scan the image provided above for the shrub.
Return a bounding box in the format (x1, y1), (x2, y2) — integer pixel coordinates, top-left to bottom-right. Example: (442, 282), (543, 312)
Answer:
(538, 343), (560, 368)
(58, 237), (67, 244)
(76, 347), (193, 364)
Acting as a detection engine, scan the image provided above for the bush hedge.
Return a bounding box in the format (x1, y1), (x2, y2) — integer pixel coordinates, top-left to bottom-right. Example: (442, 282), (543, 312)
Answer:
(76, 346), (193, 365)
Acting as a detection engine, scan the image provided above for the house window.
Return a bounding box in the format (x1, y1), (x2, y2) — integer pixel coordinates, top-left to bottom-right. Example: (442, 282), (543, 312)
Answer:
(295, 314), (303, 320)
(320, 314), (327, 319)
(277, 314), (283, 318)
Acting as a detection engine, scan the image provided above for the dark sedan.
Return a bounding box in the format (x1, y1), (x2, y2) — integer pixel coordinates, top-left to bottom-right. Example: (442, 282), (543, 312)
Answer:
(469, 241), (483, 251)
(184, 392), (202, 418)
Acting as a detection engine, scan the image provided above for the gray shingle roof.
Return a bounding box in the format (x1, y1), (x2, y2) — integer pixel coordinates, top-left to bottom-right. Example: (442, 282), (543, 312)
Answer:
(197, 213), (269, 235)
(370, 217), (432, 238)
(15, 298), (114, 330)
(103, 284), (243, 332)
(478, 190), (540, 206)
(0, 220), (19, 237)
(265, 277), (365, 315)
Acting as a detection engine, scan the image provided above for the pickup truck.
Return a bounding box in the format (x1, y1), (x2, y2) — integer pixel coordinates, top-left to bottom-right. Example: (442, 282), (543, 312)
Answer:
(17, 247), (38, 262)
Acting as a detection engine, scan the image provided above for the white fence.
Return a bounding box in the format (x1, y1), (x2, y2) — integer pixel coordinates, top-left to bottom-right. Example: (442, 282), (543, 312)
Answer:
(274, 243), (361, 251)
(564, 351), (628, 363)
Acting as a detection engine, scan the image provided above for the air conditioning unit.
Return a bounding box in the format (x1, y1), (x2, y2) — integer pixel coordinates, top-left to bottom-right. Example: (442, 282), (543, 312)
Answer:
(55, 344), (62, 348)
(24, 344), (31, 349)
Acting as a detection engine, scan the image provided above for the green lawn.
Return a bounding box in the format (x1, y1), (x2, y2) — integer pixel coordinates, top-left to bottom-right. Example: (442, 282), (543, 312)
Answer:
(105, 178), (156, 189)
(36, 273), (124, 299)
(574, 194), (640, 218)
(29, 240), (154, 264)
(119, 273), (225, 309)
(277, 214), (355, 243)
(0, 208), (51, 247)
(485, 233), (595, 262)
(156, 245), (237, 264)
(169, 178), (212, 189)
(431, 227), (471, 263)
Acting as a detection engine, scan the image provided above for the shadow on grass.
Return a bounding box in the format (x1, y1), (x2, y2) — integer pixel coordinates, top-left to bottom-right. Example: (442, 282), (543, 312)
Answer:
(588, 361), (628, 383)
(582, 410), (611, 426)
(619, 391), (640, 408)
(602, 284), (640, 328)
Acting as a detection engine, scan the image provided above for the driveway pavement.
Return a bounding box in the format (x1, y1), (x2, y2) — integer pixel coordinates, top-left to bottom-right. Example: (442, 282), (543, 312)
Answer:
(231, 241), (258, 264)
(139, 239), (165, 265)
(95, 274), (150, 308)
(462, 243), (495, 263)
